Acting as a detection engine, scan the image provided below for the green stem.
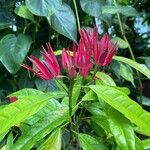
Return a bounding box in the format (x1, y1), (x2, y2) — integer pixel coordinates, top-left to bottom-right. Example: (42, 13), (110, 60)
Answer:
(113, 0), (143, 104)
(68, 79), (75, 138)
(73, 0), (81, 31)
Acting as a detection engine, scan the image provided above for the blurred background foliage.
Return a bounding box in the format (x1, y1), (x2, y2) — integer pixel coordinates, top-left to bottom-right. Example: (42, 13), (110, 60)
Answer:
(0, 0), (150, 106)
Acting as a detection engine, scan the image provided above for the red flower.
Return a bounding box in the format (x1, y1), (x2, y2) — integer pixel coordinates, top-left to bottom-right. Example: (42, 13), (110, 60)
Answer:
(22, 43), (60, 80)
(74, 39), (93, 77)
(8, 96), (17, 103)
(94, 33), (118, 66)
(80, 25), (98, 53)
(61, 48), (77, 78)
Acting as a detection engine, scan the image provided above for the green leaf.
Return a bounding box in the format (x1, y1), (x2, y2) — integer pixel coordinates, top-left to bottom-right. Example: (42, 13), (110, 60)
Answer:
(35, 78), (59, 92)
(95, 71), (116, 86)
(8, 88), (43, 98)
(145, 57), (150, 69)
(38, 128), (61, 150)
(119, 63), (134, 85)
(72, 76), (82, 107)
(112, 37), (129, 49)
(0, 8), (14, 30)
(15, 5), (35, 22)
(80, 0), (106, 17)
(13, 102), (68, 150)
(137, 96), (150, 106)
(0, 90), (52, 137)
(9, 88), (66, 100)
(49, 4), (77, 42)
(0, 34), (32, 74)
(82, 90), (97, 101)
(78, 133), (102, 150)
(89, 85), (150, 135)
(108, 108), (135, 150)
(113, 56), (150, 79)
(135, 136), (144, 150)
(26, 0), (62, 17)
(6, 132), (13, 150)
(142, 138), (150, 150)
(102, 5), (137, 16)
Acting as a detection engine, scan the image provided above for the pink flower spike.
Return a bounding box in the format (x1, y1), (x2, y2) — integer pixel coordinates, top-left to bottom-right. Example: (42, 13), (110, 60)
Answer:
(74, 38), (93, 77)
(61, 48), (77, 78)
(93, 33), (118, 66)
(22, 43), (60, 80)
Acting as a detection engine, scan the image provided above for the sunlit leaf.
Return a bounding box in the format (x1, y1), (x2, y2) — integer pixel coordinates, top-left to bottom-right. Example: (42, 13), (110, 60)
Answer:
(89, 85), (150, 135)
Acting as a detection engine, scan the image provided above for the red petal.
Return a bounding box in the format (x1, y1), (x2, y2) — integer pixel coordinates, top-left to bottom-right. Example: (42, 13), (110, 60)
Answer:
(28, 56), (52, 79)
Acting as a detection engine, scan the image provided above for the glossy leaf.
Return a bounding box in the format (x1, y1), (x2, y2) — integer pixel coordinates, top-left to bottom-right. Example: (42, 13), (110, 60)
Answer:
(26, 0), (62, 17)
(78, 133), (102, 150)
(13, 101), (68, 150)
(89, 85), (150, 135)
(49, 4), (77, 42)
(80, 0), (106, 17)
(8, 88), (66, 100)
(108, 108), (135, 150)
(95, 71), (116, 86)
(0, 91), (52, 137)
(38, 128), (61, 150)
(113, 56), (150, 79)
(72, 76), (82, 107)
(0, 34), (32, 74)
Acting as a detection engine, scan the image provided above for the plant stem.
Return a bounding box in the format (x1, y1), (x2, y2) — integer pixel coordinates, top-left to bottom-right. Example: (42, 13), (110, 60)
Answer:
(113, 0), (143, 104)
(73, 0), (81, 31)
(68, 79), (75, 139)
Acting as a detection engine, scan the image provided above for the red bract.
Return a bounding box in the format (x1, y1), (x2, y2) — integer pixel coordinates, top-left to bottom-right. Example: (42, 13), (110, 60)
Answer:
(61, 48), (77, 78)
(22, 43), (60, 80)
(94, 33), (117, 66)
(74, 39), (93, 77)
(80, 26), (98, 53)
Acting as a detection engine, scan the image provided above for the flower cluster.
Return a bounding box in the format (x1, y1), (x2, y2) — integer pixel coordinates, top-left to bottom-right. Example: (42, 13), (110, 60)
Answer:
(22, 26), (117, 80)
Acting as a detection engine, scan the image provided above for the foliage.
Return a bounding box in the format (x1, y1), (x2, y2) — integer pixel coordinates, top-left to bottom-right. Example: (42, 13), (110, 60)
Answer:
(0, 0), (150, 149)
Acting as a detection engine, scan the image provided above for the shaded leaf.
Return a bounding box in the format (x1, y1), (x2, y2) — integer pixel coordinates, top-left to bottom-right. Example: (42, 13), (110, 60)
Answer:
(102, 5), (137, 16)
(137, 96), (150, 106)
(26, 0), (62, 17)
(80, 0), (106, 17)
(0, 34), (32, 74)
(119, 63), (134, 85)
(49, 4), (77, 42)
